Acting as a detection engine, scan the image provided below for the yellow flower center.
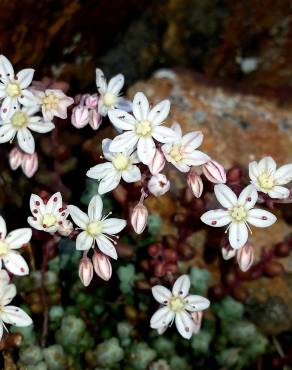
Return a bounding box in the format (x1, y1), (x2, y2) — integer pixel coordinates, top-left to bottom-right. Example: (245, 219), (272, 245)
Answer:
(169, 296), (185, 313)
(11, 111), (27, 128)
(6, 83), (21, 97)
(112, 154), (129, 171)
(87, 221), (103, 236)
(0, 240), (9, 257)
(42, 93), (59, 110)
(230, 205), (247, 222)
(135, 120), (152, 137)
(169, 144), (183, 162)
(42, 214), (57, 228)
(257, 172), (275, 191)
(103, 93), (117, 108)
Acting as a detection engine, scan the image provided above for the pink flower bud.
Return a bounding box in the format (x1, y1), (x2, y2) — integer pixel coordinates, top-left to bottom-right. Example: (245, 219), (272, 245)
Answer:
(148, 174), (170, 197)
(85, 94), (98, 108)
(89, 109), (102, 130)
(149, 149), (165, 175)
(21, 152), (38, 178)
(221, 244), (236, 260)
(187, 169), (203, 198)
(79, 257), (94, 287)
(9, 147), (23, 170)
(237, 243), (254, 272)
(131, 202), (148, 234)
(71, 106), (89, 128)
(57, 220), (74, 237)
(191, 311), (203, 334)
(202, 159), (226, 184)
(92, 252), (112, 281)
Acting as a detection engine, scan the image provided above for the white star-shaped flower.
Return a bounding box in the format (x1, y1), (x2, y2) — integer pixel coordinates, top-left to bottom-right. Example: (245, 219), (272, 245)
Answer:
(108, 92), (176, 165)
(68, 195), (126, 259)
(0, 55), (36, 118)
(249, 156), (292, 199)
(86, 138), (141, 194)
(162, 122), (210, 172)
(33, 89), (74, 121)
(200, 184), (277, 249)
(96, 68), (131, 116)
(0, 216), (31, 276)
(150, 275), (210, 339)
(0, 269), (33, 341)
(27, 192), (69, 233)
(0, 105), (55, 154)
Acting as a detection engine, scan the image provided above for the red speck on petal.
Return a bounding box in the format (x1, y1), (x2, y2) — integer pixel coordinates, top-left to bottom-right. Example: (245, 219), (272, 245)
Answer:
(262, 216), (267, 220)
(15, 76), (18, 80)
(33, 209), (38, 214)
(33, 217), (37, 221)
(211, 221), (217, 225)
(20, 268), (25, 273)
(53, 197), (58, 202)
(3, 108), (7, 113)
(59, 208), (63, 212)
(185, 327), (189, 332)
(61, 212), (65, 216)
(58, 221), (63, 225)
(43, 224), (47, 228)
(247, 197), (251, 201)
(35, 201), (40, 206)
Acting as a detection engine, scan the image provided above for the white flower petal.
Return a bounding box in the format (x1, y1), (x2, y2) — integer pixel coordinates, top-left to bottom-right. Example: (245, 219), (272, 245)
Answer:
(132, 92), (149, 121)
(68, 205), (89, 229)
(274, 164), (292, 185)
(116, 97), (132, 112)
(249, 161), (259, 182)
(101, 138), (114, 161)
(108, 74), (124, 94)
(101, 218), (126, 234)
(18, 89), (36, 106)
(172, 275), (190, 298)
(152, 285), (172, 304)
(46, 192), (62, 215)
(152, 125), (176, 144)
(214, 184), (237, 208)
(0, 55), (14, 81)
(247, 209), (277, 227)
(109, 131), (139, 153)
(182, 131), (203, 149)
(98, 171), (121, 194)
(17, 128), (35, 154)
(29, 194), (45, 215)
(228, 222), (248, 249)
(150, 306), (174, 329)
(268, 186), (290, 199)
(200, 209), (231, 227)
(0, 284), (16, 305)
(3, 252), (29, 276)
(238, 184), (258, 209)
(108, 109), (136, 131)
(86, 162), (115, 180)
(96, 68), (107, 94)
(185, 295), (210, 312)
(1, 306), (32, 327)
(16, 69), (34, 89)
(28, 120), (54, 134)
(0, 216), (7, 239)
(0, 270), (9, 287)
(148, 100), (170, 125)
(96, 235), (118, 259)
(137, 137), (156, 165)
(88, 195), (103, 221)
(171, 122), (182, 137)
(27, 217), (43, 231)
(121, 165), (141, 183)
(76, 231), (93, 250)
(0, 124), (16, 143)
(1, 97), (18, 119)
(258, 156), (276, 174)
(175, 311), (194, 339)
(182, 150), (210, 166)
(5, 228), (32, 249)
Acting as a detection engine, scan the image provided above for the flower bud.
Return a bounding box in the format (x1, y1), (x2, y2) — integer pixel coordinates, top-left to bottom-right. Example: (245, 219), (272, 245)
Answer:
(237, 243), (254, 272)
(149, 148), (165, 175)
(191, 311), (203, 334)
(79, 257), (93, 287)
(57, 220), (74, 237)
(71, 106), (89, 128)
(89, 109), (102, 130)
(22, 152), (38, 178)
(187, 169), (203, 198)
(85, 94), (98, 108)
(92, 252), (112, 281)
(202, 159), (226, 184)
(221, 244), (236, 260)
(131, 202), (148, 234)
(148, 174), (170, 197)
(9, 147), (23, 170)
